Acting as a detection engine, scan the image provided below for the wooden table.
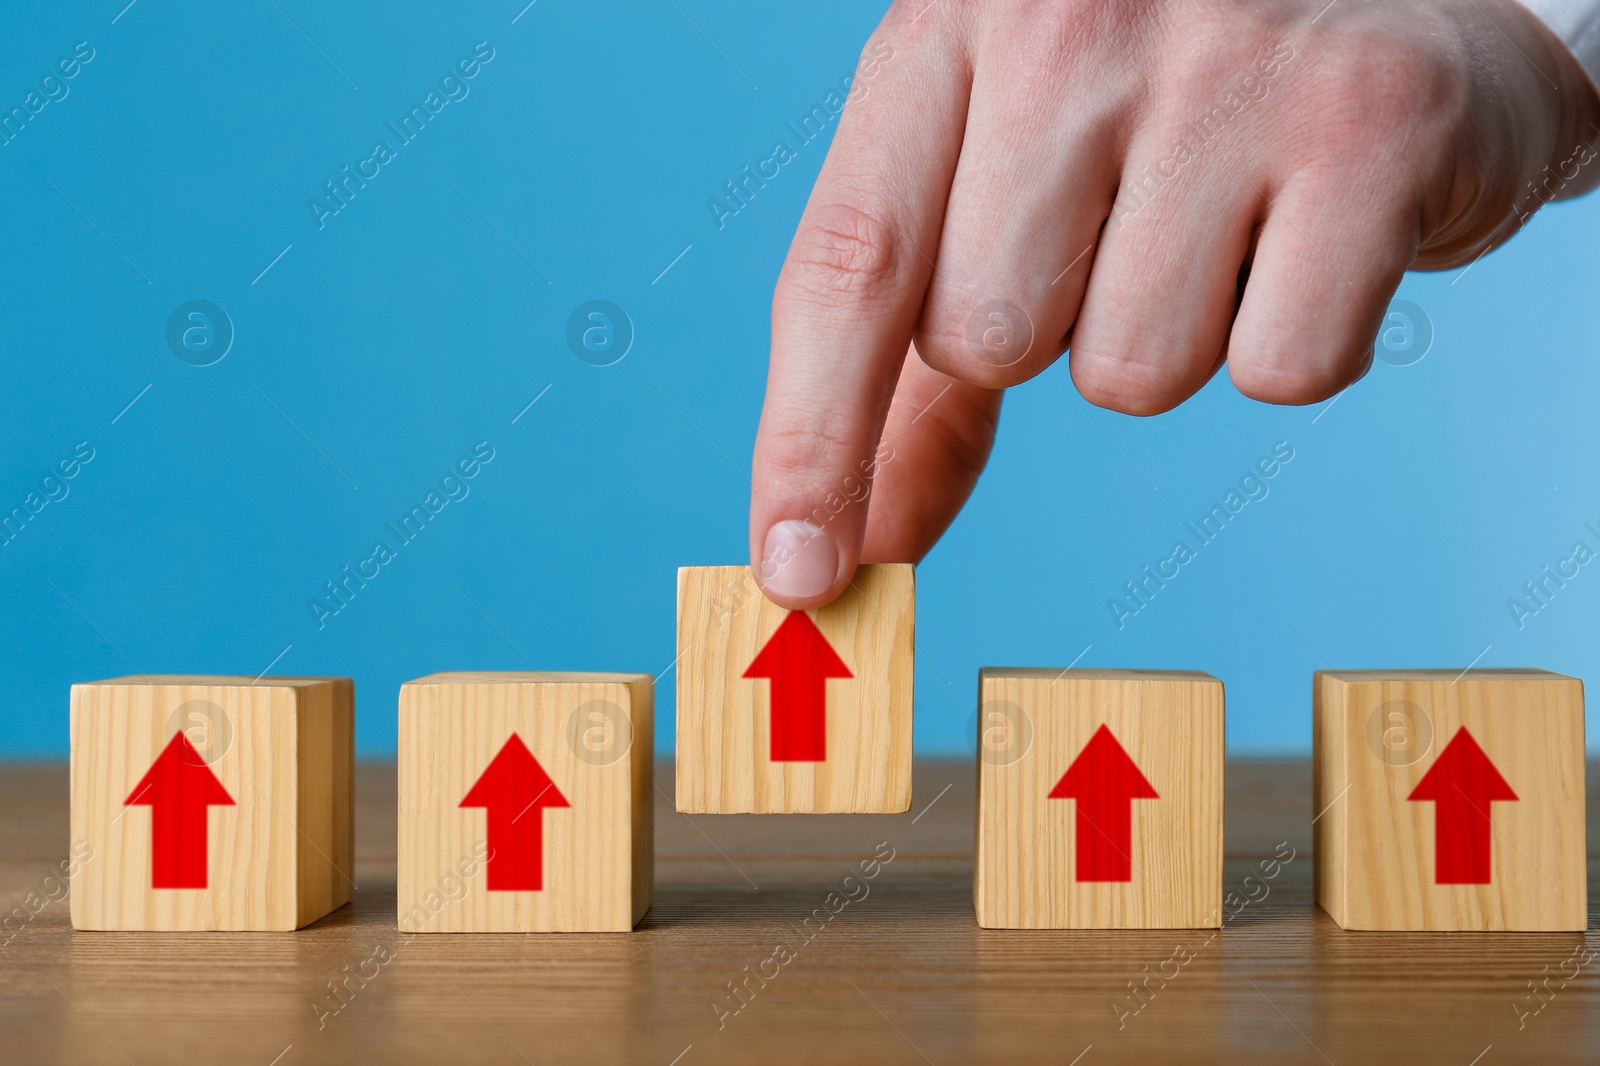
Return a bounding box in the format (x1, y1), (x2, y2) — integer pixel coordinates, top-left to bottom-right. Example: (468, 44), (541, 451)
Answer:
(1, 759), (1595, 1064)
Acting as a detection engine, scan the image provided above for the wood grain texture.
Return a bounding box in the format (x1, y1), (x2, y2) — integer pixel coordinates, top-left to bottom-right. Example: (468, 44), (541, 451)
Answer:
(675, 564), (914, 813)
(68, 676), (353, 931)
(976, 669), (1224, 928)
(1314, 668), (1587, 931)
(396, 672), (652, 932)
(7, 758), (1598, 1064)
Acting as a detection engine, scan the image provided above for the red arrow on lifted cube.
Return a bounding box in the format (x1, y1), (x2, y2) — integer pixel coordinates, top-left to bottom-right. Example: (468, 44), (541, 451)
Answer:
(1407, 726), (1517, 884)
(124, 732), (235, 889)
(460, 734), (570, 891)
(1049, 725), (1158, 882)
(743, 610), (853, 762)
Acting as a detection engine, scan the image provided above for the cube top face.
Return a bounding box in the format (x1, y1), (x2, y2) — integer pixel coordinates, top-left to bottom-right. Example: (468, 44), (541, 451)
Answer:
(1314, 669), (1586, 931)
(406, 671), (652, 686)
(75, 675), (345, 688)
(1320, 668), (1566, 682)
(675, 563), (914, 813)
(397, 672), (653, 933)
(69, 677), (354, 931)
(976, 670), (1224, 929)
(979, 667), (1217, 683)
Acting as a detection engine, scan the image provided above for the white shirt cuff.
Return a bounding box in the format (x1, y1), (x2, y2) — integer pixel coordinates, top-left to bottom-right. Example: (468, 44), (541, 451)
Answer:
(1518, 0), (1600, 94)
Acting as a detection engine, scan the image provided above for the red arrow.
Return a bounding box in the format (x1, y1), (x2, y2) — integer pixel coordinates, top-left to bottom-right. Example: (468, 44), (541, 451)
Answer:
(1049, 724), (1158, 882)
(124, 732), (235, 889)
(1407, 726), (1517, 884)
(742, 610), (853, 762)
(460, 734), (570, 891)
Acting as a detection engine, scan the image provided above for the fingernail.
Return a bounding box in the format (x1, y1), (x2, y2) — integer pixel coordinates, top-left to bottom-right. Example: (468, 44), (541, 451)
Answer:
(760, 520), (838, 601)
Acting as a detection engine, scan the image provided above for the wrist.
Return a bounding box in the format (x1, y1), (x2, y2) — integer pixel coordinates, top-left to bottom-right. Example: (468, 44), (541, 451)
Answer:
(1512, 0), (1600, 198)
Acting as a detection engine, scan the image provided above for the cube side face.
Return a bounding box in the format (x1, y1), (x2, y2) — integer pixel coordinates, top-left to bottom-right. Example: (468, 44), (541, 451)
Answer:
(675, 564), (914, 813)
(1312, 672), (1349, 926)
(69, 682), (304, 930)
(294, 679), (355, 928)
(1323, 675), (1586, 931)
(629, 677), (655, 926)
(398, 676), (649, 932)
(975, 672), (1224, 929)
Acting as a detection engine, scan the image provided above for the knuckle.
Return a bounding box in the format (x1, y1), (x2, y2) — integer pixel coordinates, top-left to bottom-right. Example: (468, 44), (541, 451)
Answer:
(757, 418), (864, 485)
(909, 319), (967, 374)
(1008, 0), (1103, 81)
(1296, 36), (1464, 151)
(1167, 13), (1280, 91)
(915, 282), (1059, 387)
(852, 28), (895, 74)
(884, 0), (980, 36)
(913, 317), (1048, 389)
(1070, 347), (1193, 416)
(780, 201), (905, 307)
(911, 306), (980, 375)
(1228, 355), (1364, 406)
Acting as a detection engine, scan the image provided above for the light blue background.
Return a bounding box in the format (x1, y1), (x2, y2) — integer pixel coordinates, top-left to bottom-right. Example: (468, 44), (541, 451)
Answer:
(3, 0), (1597, 757)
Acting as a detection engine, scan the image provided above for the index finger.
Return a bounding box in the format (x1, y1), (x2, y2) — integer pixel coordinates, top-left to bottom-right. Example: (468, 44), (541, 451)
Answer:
(750, 15), (970, 608)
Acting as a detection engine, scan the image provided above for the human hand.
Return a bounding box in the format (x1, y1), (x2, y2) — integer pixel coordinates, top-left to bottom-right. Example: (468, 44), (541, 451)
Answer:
(748, 0), (1600, 607)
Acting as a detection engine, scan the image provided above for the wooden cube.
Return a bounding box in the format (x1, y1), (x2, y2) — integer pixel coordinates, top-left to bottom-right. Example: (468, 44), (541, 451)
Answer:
(398, 672), (652, 932)
(69, 675), (353, 931)
(975, 669), (1224, 929)
(675, 563), (913, 813)
(1314, 668), (1586, 931)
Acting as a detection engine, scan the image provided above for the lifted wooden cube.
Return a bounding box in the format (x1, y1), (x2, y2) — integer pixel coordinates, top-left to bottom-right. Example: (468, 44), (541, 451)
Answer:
(675, 563), (913, 813)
